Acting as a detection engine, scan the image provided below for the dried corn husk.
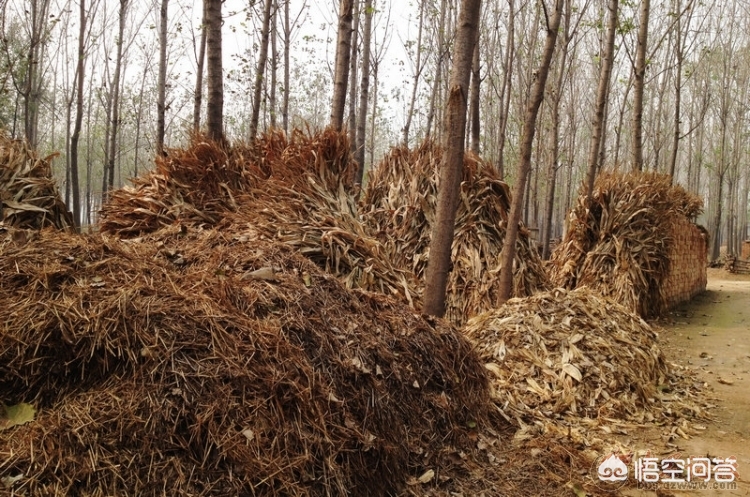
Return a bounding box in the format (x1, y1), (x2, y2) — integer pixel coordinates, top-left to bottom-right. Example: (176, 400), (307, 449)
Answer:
(463, 287), (707, 435)
(0, 131), (73, 230)
(549, 172), (704, 317)
(360, 141), (550, 324)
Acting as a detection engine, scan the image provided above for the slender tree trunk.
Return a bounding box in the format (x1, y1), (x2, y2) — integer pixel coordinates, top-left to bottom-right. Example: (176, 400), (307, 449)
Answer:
(495, 0), (515, 179)
(468, 34), (481, 154)
(425, 0), (447, 139)
(193, 0), (206, 133)
(205, 0), (224, 142)
(269, 1), (278, 129)
(106, 0), (128, 193)
(631, 0), (650, 171)
(402, 0), (425, 146)
(330, 0), (353, 130)
(422, 0), (482, 317)
(586, 0), (617, 195)
(353, 0), (372, 194)
(69, 0), (86, 228)
(542, 0), (571, 259)
(497, 0), (564, 304)
(156, 0), (169, 152)
(250, 0), (274, 140)
(613, 73), (633, 169)
(348, 0), (360, 154)
(282, 0), (290, 132)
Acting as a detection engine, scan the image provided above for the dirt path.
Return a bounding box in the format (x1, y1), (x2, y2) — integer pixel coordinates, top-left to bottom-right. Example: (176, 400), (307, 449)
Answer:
(623, 269), (750, 496)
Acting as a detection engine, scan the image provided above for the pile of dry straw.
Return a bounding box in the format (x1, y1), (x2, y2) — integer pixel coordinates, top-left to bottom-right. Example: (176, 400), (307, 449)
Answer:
(0, 224), (491, 495)
(1, 131), (712, 495)
(361, 141), (550, 324)
(0, 132), (73, 230)
(549, 171), (703, 317)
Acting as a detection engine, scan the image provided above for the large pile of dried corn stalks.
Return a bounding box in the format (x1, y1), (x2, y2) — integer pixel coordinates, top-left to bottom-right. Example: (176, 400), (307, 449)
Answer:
(0, 131), (74, 230)
(464, 287), (709, 440)
(549, 172), (703, 317)
(100, 129), (418, 305)
(0, 225), (490, 496)
(360, 141), (550, 324)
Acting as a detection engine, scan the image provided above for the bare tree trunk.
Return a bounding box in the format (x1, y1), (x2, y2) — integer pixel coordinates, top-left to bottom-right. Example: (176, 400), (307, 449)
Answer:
(69, 0), (86, 229)
(282, 0), (290, 132)
(353, 0), (372, 195)
(250, 0), (274, 140)
(205, 0), (224, 142)
(156, 0), (168, 152)
(586, 0), (617, 195)
(542, 0), (571, 259)
(402, 0), (425, 146)
(330, 0), (353, 130)
(425, 0), (447, 139)
(497, 0), (564, 304)
(422, 0), (482, 317)
(106, 0), (128, 193)
(468, 35), (481, 154)
(613, 73), (633, 169)
(631, 0), (650, 172)
(269, 1), (279, 129)
(495, 0), (515, 179)
(348, 0), (360, 154)
(193, 0), (206, 133)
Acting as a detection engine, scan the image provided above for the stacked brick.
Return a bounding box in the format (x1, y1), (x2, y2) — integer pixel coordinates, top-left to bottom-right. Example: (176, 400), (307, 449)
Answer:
(742, 240), (750, 260)
(662, 215), (708, 309)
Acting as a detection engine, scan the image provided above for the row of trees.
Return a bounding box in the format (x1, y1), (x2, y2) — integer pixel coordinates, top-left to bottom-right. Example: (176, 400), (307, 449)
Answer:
(2, 0), (749, 305)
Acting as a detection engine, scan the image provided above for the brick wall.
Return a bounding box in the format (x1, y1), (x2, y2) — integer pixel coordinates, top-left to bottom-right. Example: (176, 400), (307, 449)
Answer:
(742, 240), (750, 260)
(662, 216), (708, 309)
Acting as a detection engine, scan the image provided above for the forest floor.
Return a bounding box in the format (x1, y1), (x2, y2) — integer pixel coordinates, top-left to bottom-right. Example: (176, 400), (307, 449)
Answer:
(620, 268), (750, 497)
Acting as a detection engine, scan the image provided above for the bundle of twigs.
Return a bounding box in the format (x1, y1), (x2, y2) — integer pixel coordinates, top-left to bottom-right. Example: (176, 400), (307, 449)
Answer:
(0, 132), (74, 230)
(0, 227), (489, 496)
(360, 141), (550, 324)
(549, 172), (703, 317)
(464, 287), (708, 437)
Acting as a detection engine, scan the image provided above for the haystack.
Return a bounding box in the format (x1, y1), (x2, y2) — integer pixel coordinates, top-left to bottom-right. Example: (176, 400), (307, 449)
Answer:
(360, 141), (550, 324)
(0, 131), (74, 230)
(100, 129), (418, 306)
(549, 172), (703, 317)
(463, 287), (707, 438)
(0, 226), (489, 495)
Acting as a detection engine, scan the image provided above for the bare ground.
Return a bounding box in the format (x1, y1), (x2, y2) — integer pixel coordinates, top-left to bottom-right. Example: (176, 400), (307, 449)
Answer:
(622, 268), (750, 497)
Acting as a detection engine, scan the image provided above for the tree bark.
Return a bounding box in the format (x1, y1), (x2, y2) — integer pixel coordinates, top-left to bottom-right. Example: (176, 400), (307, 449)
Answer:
(353, 0), (373, 195)
(193, 0), (206, 133)
(250, 0), (274, 140)
(348, 0), (360, 154)
(468, 34), (481, 154)
(106, 0), (128, 192)
(156, 0), (168, 152)
(422, 0), (482, 317)
(585, 0), (617, 195)
(631, 0), (650, 172)
(542, 0), (572, 259)
(282, 0), (290, 132)
(495, 0), (515, 179)
(496, 0), (564, 304)
(330, 0), (353, 130)
(425, 0), (448, 139)
(205, 0), (224, 142)
(68, 0), (86, 229)
(402, 0), (425, 147)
